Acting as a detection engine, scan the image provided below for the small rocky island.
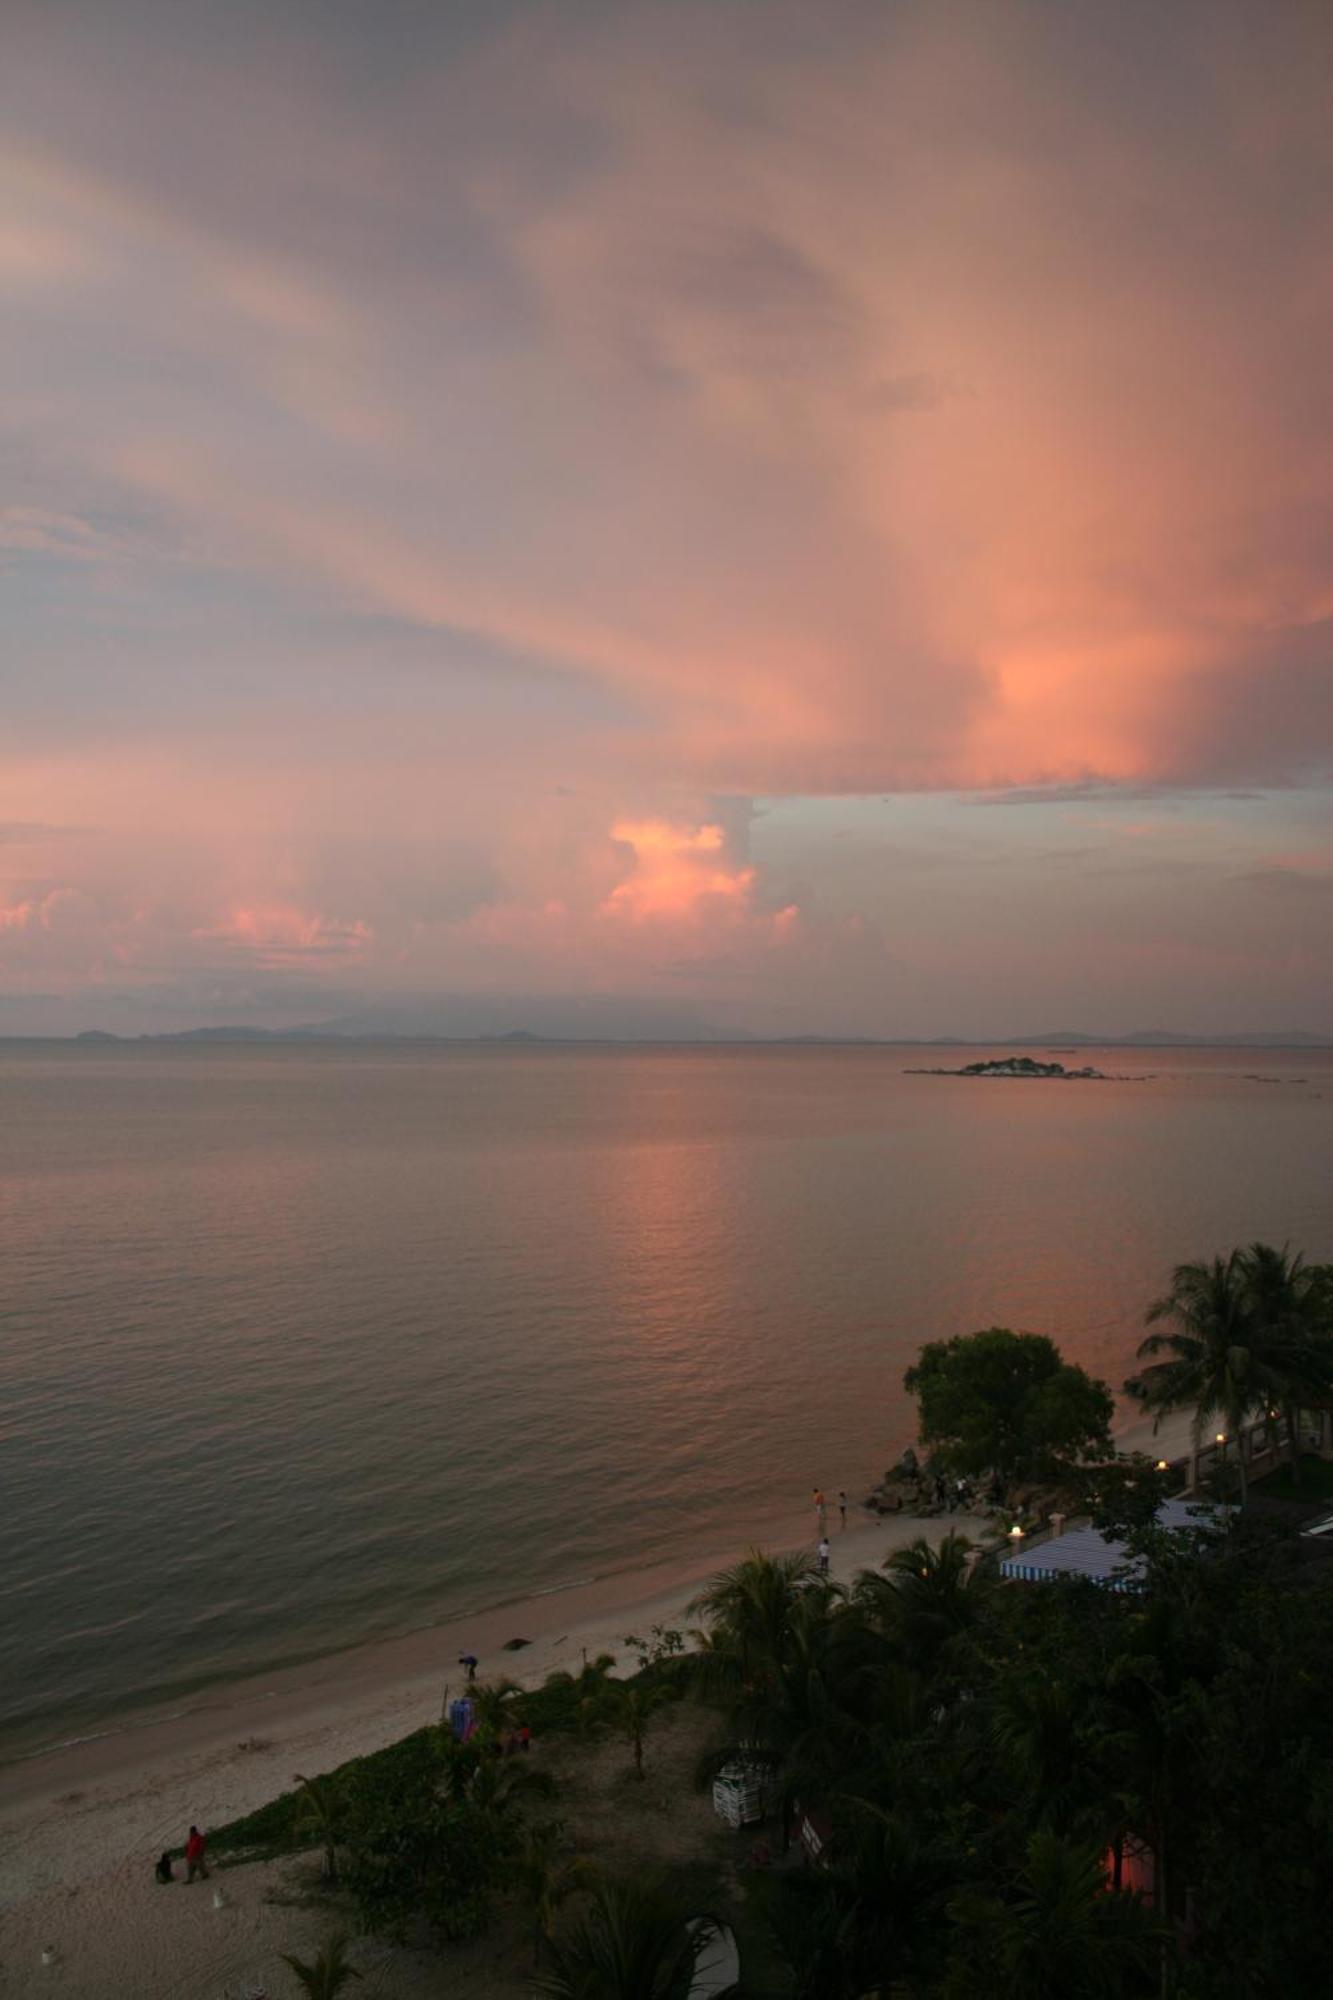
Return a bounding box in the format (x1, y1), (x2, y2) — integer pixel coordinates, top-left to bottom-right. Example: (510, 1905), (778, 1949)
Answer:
(906, 1055), (1109, 1079)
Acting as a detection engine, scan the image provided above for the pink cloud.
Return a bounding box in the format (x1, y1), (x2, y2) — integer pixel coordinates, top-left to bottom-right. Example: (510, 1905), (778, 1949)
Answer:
(191, 905), (373, 966)
(0, 4), (1330, 1033)
(6, 4), (1330, 800)
(601, 820), (756, 923)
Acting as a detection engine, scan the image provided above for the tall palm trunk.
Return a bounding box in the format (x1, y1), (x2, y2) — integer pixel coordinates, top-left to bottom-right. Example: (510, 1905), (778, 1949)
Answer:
(1285, 1399), (1303, 1487)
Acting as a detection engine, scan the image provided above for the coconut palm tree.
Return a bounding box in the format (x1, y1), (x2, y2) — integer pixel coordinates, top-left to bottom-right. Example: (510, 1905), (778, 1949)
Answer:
(533, 1880), (720, 2000)
(856, 1532), (992, 1671)
(278, 1933), (361, 1998)
(689, 1548), (821, 1690)
(766, 1870), (866, 2000)
(469, 1674), (525, 1743)
(1239, 1241), (1333, 1486)
(443, 1735), (556, 1820)
(769, 1801), (954, 1999)
(1125, 1253), (1265, 1498)
(536, 1653), (617, 1735)
(602, 1679), (675, 1780)
(989, 1674), (1105, 1842)
(945, 1833), (1161, 1998)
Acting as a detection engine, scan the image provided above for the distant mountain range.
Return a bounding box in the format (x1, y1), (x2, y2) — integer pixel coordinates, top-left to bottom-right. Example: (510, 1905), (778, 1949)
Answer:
(1012, 1029), (1333, 1049)
(69, 1024), (1333, 1048)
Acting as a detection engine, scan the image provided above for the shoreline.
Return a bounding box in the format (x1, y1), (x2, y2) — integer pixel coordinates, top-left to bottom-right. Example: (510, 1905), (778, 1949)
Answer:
(0, 1504), (958, 1914)
(7, 1408), (1194, 1777)
(0, 1487), (874, 1778)
(0, 1408), (1201, 1921)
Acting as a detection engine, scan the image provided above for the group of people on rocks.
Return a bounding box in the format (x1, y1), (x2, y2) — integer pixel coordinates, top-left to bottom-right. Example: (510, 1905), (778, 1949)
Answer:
(896, 1446), (999, 1513)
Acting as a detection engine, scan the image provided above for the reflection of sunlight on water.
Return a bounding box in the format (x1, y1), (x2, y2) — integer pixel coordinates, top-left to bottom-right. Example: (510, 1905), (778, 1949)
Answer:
(595, 1139), (728, 1363)
(2, 1041), (1330, 1752)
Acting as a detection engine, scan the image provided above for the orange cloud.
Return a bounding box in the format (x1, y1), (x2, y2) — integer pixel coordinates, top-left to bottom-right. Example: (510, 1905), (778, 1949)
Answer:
(602, 820), (756, 922)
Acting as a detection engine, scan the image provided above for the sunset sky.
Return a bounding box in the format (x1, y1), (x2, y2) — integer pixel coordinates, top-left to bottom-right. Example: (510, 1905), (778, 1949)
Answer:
(3, 0), (1331, 1037)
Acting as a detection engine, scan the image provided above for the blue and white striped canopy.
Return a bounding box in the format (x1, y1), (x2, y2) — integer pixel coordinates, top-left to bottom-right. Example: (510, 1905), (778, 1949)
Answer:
(1000, 1497), (1224, 1589)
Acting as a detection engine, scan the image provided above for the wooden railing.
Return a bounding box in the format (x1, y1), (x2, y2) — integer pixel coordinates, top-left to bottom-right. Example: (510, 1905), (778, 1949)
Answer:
(1175, 1409), (1333, 1491)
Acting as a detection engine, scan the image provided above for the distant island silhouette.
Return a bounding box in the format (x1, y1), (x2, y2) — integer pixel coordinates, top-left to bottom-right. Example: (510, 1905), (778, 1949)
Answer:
(906, 1055), (1112, 1079)
(61, 1026), (1331, 1050)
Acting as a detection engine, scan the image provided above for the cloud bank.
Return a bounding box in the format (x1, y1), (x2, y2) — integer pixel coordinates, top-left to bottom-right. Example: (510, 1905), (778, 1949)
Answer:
(1, 0), (1330, 1031)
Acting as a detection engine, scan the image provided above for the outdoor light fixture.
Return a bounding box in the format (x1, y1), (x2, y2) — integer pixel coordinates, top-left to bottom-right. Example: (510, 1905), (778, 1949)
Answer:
(1216, 1433), (1226, 1445)
(1156, 1460), (1168, 1472)
(1008, 1523), (1024, 1540)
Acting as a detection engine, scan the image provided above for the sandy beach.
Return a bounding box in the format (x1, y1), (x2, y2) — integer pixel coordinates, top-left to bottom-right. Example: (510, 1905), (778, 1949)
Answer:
(0, 1503), (964, 1996)
(0, 1408), (1206, 1996)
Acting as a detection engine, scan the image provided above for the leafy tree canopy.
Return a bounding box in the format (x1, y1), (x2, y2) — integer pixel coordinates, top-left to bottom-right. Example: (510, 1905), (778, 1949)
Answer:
(905, 1328), (1113, 1487)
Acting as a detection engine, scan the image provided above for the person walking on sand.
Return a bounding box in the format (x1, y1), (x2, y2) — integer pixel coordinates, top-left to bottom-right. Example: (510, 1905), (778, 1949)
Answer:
(184, 1826), (209, 1883)
(838, 1489), (848, 1527)
(813, 1487), (827, 1531)
(459, 1651), (479, 1682)
(818, 1537), (831, 1576)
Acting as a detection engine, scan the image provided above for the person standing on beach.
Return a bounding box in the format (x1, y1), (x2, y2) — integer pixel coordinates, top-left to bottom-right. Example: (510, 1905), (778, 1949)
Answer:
(813, 1488), (827, 1531)
(818, 1537), (831, 1576)
(838, 1490), (848, 1527)
(459, 1652), (479, 1682)
(184, 1826), (209, 1883)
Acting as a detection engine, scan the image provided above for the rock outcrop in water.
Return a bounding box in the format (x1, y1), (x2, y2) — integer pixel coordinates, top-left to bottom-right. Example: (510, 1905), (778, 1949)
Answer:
(905, 1055), (1109, 1079)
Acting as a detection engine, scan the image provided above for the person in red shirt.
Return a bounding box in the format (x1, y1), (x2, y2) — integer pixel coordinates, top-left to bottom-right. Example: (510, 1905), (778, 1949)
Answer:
(185, 1826), (209, 1883)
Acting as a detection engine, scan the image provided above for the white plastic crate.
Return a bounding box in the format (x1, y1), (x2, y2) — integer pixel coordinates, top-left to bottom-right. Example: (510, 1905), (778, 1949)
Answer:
(711, 1759), (777, 1827)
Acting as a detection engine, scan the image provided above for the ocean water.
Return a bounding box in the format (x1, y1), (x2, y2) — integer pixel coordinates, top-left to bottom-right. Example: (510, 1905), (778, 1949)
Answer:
(3, 1040), (1331, 1757)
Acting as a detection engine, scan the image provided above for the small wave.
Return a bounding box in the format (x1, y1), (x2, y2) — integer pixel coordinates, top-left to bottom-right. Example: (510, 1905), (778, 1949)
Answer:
(528, 1575), (597, 1599)
(14, 1726), (118, 1759)
(5, 1703), (195, 1767)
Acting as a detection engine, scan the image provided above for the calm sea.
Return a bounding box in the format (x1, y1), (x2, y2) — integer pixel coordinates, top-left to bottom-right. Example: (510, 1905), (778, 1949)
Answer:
(3, 1041), (1331, 1757)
